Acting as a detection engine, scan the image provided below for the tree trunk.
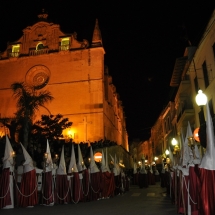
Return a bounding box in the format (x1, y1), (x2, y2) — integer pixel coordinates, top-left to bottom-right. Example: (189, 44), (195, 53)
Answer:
(23, 118), (29, 149)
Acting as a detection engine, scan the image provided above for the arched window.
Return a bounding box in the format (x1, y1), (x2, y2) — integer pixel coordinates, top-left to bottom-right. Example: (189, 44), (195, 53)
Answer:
(36, 42), (45, 50)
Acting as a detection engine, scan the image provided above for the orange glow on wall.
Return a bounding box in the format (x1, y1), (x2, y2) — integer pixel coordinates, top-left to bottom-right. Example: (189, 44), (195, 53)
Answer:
(94, 152), (102, 162)
(193, 127), (200, 142)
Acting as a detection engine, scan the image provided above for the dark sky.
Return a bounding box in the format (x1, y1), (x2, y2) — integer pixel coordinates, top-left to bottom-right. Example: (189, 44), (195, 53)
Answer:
(0, 1), (215, 141)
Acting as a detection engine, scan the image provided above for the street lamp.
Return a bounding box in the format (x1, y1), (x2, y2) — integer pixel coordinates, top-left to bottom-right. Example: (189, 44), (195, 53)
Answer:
(196, 89), (207, 123)
(165, 149), (169, 156)
(195, 89), (207, 149)
(171, 138), (180, 155)
(195, 89), (207, 107)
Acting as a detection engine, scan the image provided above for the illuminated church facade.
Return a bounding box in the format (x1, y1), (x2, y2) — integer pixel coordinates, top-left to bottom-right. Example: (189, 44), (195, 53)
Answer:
(0, 12), (129, 151)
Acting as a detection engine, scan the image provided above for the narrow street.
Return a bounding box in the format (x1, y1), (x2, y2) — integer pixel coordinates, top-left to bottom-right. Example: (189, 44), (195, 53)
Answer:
(1, 183), (177, 215)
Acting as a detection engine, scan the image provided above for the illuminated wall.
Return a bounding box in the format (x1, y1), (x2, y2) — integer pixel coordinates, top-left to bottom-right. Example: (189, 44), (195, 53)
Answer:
(0, 13), (128, 150)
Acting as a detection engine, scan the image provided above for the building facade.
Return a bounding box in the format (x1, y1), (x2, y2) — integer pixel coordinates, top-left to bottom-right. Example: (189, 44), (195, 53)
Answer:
(150, 9), (215, 159)
(0, 12), (128, 150)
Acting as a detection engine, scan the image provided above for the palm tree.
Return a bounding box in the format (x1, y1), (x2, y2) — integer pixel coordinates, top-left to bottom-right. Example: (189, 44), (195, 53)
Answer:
(11, 82), (53, 148)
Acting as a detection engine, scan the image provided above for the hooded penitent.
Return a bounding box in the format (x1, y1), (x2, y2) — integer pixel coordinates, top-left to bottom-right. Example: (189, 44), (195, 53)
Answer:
(3, 135), (14, 170)
(0, 135), (14, 209)
(110, 154), (118, 176)
(68, 144), (78, 173)
(21, 143), (34, 173)
(89, 146), (99, 173)
(57, 145), (66, 175)
(19, 143), (38, 207)
(181, 122), (192, 168)
(42, 140), (54, 206)
(199, 102), (215, 170)
(105, 148), (111, 173)
(115, 154), (121, 175)
(101, 150), (108, 172)
(45, 139), (53, 172)
(196, 102), (215, 215)
(77, 144), (86, 172)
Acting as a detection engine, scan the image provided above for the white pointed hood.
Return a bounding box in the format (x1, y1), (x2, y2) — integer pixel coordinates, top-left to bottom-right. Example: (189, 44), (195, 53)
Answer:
(45, 140), (53, 172)
(105, 148), (111, 173)
(115, 155), (121, 175)
(179, 128), (185, 166)
(89, 146), (100, 173)
(57, 145), (67, 175)
(21, 143), (34, 173)
(3, 135), (14, 170)
(101, 149), (108, 172)
(68, 144), (78, 173)
(149, 164), (153, 173)
(140, 157), (146, 174)
(199, 103), (215, 170)
(77, 144), (86, 171)
(182, 122), (192, 167)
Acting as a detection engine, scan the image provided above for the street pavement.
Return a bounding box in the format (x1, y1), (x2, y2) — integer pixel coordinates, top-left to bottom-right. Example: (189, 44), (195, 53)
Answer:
(1, 183), (177, 215)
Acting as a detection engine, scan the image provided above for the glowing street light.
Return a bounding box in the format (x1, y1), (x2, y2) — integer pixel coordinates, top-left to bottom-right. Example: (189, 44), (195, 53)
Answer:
(165, 149), (169, 155)
(171, 138), (177, 146)
(195, 89), (207, 107)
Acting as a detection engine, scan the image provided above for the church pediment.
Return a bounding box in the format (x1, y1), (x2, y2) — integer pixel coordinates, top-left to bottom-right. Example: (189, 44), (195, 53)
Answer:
(0, 12), (93, 59)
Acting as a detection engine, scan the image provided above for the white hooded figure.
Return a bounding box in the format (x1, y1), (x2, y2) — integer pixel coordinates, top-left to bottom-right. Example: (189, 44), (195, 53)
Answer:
(115, 155), (121, 175)
(21, 144), (35, 174)
(42, 140), (54, 206)
(56, 145), (69, 204)
(89, 146), (99, 173)
(0, 135), (14, 209)
(68, 143), (81, 203)
(44, 140), (53, 173)
(177, 122), (192, 215)
(68, 144), (78, 174)
(199, 102), (215, 170)
(101, 150), (108, 172)
(198, 102), (215, 215)
(57, 145), (66, 175)
(149, 163), (153, 174)
(77, 144), (86, 180)
(140, 159), (147, 174)
(105, 148), (111, 173)
(19, 143), (37, 207)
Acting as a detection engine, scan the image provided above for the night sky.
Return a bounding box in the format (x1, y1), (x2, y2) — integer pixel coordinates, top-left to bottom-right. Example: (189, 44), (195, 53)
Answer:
(0, 1), (215, 141)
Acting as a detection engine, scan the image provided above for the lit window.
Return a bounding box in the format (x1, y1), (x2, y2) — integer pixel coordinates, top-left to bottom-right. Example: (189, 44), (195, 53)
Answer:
(61, 38), (70, 50)
(11, 44), (20, 57)
(36, 42), (45, 50)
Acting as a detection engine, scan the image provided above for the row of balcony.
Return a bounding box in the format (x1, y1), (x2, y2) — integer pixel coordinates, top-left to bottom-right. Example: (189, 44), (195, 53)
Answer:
(7, 45), (71, 58)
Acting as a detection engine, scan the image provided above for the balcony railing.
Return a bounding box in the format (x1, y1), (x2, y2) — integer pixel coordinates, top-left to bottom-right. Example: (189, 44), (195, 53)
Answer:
(59, 45), (70, 51)
(9, 52), (20, 58)
(29, 49), (49, 56)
